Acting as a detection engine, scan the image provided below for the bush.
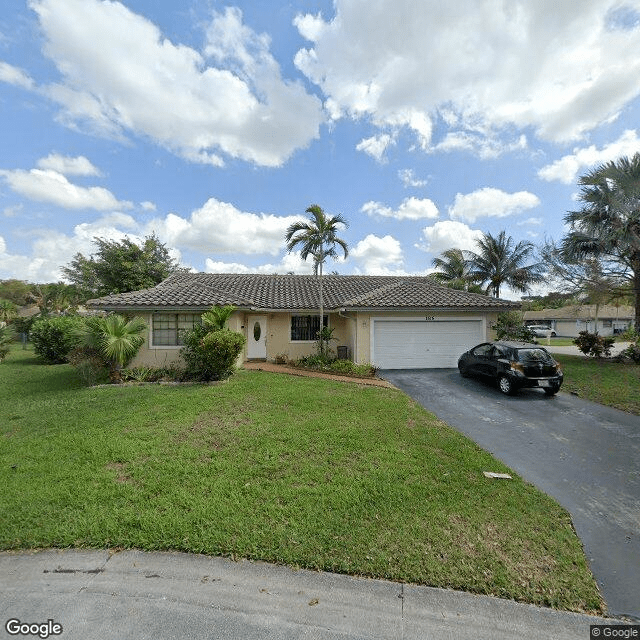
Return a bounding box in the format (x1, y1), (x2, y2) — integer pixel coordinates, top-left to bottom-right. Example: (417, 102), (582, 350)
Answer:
(67, 345), (109, 386)
(30, 315), (84, 363)
(573, 331), (615, 358)
(0, 324), (16, 362)
(493, 312), (537, 342)
(180, 325), (246, 381)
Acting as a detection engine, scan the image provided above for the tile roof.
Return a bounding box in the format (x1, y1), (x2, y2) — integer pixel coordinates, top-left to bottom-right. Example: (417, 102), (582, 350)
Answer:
(87, 273), (519, 312)
(524, 305), (634, 321)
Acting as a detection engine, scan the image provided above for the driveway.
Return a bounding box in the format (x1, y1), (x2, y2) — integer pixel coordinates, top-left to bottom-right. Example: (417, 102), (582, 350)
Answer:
(381, 368), (640, 621)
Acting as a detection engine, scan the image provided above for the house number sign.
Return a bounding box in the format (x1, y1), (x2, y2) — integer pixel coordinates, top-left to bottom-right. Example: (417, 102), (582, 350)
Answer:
(425, 316), (436, 321)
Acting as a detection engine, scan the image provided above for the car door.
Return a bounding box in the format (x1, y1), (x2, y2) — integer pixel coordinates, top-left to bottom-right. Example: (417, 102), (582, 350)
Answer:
(468, 343), (494, 377)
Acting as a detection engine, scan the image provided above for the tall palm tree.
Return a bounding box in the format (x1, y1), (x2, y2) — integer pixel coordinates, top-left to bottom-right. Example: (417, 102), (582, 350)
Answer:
(562, 153), (640, 331)
(431, 248), (474, 289)
(467, 231), (544, 298)
(285, 205), (349, 347)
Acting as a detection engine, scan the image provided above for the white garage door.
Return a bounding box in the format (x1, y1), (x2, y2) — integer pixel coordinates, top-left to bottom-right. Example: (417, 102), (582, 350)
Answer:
(373, 319), (484, 369)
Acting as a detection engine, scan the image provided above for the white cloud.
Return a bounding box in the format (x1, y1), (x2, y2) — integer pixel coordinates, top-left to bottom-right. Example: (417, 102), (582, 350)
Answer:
(205, 252), (314, 275)
(350, 234), (405, 274)
(356, 134), (394, 162)
(151, 198), (301, 255)
(36, 153), (101, 176)
(0, 215), (139, 282)
(29, 0), (323, 167)
(140, 201), (157, 211)
(0, 61), (35, 89)
(537, 129), (640, 183)
(448, 188), (540, 223)
(398, 169), (427, 188)
(0, 167), (132, 210)
(294, 1), (640, 151)
(418, 221), (483, 254)
(433, 132), (528, 159)
(361, 196), (439, 221)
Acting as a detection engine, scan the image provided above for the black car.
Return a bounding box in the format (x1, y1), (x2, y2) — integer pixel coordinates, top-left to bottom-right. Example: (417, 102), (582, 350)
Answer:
(457, 341), (563, 396)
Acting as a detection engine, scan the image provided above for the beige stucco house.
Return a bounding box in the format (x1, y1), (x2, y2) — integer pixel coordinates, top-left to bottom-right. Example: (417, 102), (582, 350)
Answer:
(88, 273), (518, 369)
(524, 304), (635, 337)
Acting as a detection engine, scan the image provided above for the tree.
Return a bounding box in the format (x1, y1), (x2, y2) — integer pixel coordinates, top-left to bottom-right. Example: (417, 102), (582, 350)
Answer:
(561, 153), (640, 330)
(285, 205), (349, 351)
(430, 248), (483, 292)
(0, 299), (18, 324)
(201, 305), (236, 331)
(467, 231), (544, 298)
(77, 315), (147, 382)
(62, 233), (181, 297)
(0, 280), (33, 306)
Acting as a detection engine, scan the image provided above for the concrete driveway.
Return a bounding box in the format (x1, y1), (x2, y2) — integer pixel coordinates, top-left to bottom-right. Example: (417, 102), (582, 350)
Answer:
(380, 368), (640, 621)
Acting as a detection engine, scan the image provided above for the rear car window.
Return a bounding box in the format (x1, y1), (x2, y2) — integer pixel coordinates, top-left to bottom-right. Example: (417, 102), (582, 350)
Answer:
(516, 348), (552, 362)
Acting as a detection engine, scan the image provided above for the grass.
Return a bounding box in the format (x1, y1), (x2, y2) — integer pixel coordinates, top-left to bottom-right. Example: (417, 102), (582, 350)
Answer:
(0, 347), (603, 614)
(555, 354), (640, 414)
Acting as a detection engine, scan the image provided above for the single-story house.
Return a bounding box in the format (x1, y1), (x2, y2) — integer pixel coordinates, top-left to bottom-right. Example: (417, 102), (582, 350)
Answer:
(88, 273), (519, 369)
(524, 304), (635, 337)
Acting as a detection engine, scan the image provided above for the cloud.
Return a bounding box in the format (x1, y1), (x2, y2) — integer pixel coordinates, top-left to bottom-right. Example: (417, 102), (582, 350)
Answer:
(151, 198), (301, 255)
(0, 61), (35, 89)
(361, 196), (439, 220)
(0, 215), (140, 282)
(350, 234), (405, 274)
(537, 129), (640, 183)
(205, 252), (314, 275)
(140, 201), (157, 211)
(294, 0), (640, 151)
(36, 153), (101, 176)
(448, 188), (540, 223)
(418, 221), (483, 254)
(398, 169), (427, 188)
(29, 0), (323, 167)
(356, 134), (394, 162)
(0, 167), (132, 210)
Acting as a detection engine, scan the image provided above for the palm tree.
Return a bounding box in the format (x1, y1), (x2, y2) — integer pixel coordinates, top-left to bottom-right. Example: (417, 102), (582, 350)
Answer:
(201, 305), (235, 331)
(285, 205), (349, 350)
(0, 299), (18, 324)
(78, 314), (147, 382)
(431, 248), (474, 290)
(467, 231), (544, 298)
(562, 153), (640, 331)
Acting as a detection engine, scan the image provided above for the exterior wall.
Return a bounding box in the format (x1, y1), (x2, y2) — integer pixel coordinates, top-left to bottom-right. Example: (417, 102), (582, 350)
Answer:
(551, 318), (631, 338)
(247, 311), (350, 363)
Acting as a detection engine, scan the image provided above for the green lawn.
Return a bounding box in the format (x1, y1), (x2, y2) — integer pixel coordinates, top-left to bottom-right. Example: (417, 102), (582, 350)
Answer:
(0, 347), (603, 614)
(556, 354), (640, 414)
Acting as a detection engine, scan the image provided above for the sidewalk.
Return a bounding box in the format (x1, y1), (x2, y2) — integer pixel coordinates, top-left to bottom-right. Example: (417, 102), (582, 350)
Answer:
(545, 341), (632, 357)
(0, 549), (622, 640)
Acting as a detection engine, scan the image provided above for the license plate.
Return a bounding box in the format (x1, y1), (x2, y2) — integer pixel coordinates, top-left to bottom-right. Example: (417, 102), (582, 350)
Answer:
(538, 380), (551, 388)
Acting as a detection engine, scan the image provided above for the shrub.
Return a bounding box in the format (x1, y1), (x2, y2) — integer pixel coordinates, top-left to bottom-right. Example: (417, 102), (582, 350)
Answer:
(573, 331), (615, 358)
(67, 345), (109, 386)
(0, 324), (16, 362)
(493, 312), (537, 342)
(30, 315), (84, 363)
(180, 325), (246, 381)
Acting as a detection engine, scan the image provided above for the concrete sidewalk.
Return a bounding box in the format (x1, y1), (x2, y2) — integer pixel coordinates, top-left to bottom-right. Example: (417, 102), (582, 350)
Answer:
(0, 549), (621, 640)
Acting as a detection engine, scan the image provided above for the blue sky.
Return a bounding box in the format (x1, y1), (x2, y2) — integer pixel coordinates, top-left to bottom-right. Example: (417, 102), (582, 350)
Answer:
(2, 0), (640, 296)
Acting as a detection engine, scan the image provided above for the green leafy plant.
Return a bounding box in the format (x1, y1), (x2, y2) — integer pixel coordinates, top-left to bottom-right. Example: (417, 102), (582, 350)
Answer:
(76, 315), (147, 382)
(180, 323), (246, 381)
(573, 331), (615, 358)
(66, 345), (110, 386)
(30, 315), (85, 364)
(200, 305), (236, 331)
(493, 312), (537, 342)
(0, 324), (16, 362)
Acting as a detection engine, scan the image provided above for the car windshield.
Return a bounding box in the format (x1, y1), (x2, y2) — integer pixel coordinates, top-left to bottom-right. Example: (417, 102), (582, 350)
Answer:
(516, 348), (552, 362)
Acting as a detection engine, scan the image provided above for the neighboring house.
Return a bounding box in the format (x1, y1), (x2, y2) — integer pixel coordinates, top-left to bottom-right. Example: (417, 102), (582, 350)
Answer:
(87, 273), (518, 369)
(524, 305), (635, 337)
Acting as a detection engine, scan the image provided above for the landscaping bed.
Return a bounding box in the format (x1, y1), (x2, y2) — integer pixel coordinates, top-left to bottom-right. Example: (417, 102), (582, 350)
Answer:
(1, 347), (603, 614)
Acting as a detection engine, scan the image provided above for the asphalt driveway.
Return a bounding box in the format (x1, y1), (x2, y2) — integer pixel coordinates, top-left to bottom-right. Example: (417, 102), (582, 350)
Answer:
(381, 368), (640, 621)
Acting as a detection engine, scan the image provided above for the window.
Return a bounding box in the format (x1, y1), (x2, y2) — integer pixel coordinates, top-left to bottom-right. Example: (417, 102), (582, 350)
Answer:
(290, 314), (328, 341)
(152, 313), (201, 346)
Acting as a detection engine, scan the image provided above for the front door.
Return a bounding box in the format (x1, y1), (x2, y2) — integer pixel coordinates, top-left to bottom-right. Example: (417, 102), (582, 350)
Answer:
(247, 315), (267, 359)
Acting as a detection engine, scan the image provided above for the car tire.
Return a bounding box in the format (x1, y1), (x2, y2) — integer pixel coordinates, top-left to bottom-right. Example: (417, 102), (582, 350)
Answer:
(550, 331), (557, 337)
(497, 375), (515, 395)
(458, 366), (469, 378)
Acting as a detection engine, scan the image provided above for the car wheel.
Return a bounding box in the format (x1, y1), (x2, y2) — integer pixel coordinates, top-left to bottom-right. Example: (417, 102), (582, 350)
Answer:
(497, 375), (515, 395)
(458, 365), (469, 378)
(550, 331), (557, 337)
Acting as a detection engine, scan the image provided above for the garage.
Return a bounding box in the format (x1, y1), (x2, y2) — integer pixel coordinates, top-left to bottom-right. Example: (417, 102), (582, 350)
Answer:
(372, 318), (484, 369)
